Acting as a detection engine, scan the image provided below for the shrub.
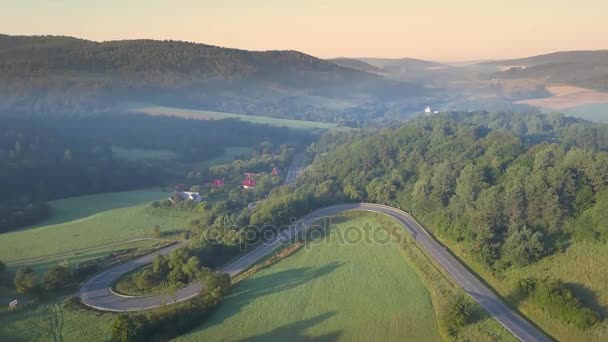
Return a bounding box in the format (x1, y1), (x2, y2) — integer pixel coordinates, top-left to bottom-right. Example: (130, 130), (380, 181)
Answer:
(134, 269), (158, 290)
(151, 225), (162, 238)
(517, 278), (600, 329)
(111, 314), (144, 342)
(444, 294), (473, 337)
(14, 266), (38, 294)
(43, 264), (73, 290)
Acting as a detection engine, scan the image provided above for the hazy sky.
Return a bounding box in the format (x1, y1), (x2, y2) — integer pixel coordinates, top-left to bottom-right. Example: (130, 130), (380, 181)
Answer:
(2, 0), (608, 61)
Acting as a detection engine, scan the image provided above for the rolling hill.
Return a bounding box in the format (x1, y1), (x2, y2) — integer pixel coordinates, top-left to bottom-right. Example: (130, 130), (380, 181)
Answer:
(357, 57), (473, 84)
(484, 50), (608, 91)
(327, 57), (383, 73)
(0, 34), (427, 122)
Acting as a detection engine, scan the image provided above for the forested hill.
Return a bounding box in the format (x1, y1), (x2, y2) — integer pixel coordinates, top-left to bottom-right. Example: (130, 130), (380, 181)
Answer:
(0, 34), (426, 121)
(251, 111), (608, 337)
(257, 111), (608, 267)
(328, 58), (383, 73)
(0, 35), (363, 77)
(485, 50), (608, 91)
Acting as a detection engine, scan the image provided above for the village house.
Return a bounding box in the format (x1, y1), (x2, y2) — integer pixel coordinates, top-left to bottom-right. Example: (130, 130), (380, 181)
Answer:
(243, 179), (256, 189)
(169, 191), (203, 203)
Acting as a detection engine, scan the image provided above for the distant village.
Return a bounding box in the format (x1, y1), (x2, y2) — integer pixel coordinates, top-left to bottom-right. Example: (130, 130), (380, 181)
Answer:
(169, 167), (281, 204)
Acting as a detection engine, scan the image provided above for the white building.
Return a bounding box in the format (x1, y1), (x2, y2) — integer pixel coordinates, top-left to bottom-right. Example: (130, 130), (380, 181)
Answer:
(424, 106), (432, 114)
(169, 191), (203, 203)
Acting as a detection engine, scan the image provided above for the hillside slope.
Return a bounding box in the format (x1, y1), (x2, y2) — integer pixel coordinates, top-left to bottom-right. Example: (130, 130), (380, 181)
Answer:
(484, 50), (608, 91)
(0, 35), (426, 122)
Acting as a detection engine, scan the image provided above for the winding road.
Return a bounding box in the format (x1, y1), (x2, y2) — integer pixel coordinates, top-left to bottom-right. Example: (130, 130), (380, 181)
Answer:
(80, 149), (549, 341)
(80, 203), (550, 342)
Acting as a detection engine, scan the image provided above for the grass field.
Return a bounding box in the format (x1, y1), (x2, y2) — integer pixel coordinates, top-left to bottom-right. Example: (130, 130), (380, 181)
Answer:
(0, 190), (200, 342)
(0, 191), (195, 274)
(177, 212), (441, 341)
(517, 85), (608, 111)
(177, 212), (512, 342)
(130, 105), (337, 130)
(559, 103), (608, 123)
(421, 211), (608, 342)
(0, 212), (514, 341)
(0, 300), (115, 342)
(501, 242), (608, 341)
(29, 190), (169, 228)
(111, 145), (253, 164)
(112, 146), (180, 161)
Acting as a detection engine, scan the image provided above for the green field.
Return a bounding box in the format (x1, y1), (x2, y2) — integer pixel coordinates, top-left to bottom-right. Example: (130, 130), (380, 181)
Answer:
(130, 105), (337, 130)
(29, 189), (169, 228)
(431, 223), (608, 342)
(0, 190), (195, 273)
(501, 242), (608, 341)
(112, 146), (180, 161)
(176, 213), (442, 342)
(206, 146), (253, 165)
(0, 212), (514, 341)
(540, 103), (608, 123)
(0, 300), (115, 342)
(560, 103), (608, 123)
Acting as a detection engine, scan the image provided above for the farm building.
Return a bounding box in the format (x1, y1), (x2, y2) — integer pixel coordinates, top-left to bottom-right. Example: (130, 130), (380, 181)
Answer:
(212, 179), (225, 187)
(243, 179), (256, 189)
(169, 191), (203, 203)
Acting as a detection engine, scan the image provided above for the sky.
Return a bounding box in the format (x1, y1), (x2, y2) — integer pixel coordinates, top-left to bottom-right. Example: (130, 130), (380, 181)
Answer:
(2, 0), (608, 61)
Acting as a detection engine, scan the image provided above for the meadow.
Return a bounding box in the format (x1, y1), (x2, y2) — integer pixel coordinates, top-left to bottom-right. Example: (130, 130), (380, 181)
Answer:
(502, 242), (608, 341)
(560, 103), (608, 123)
(176, 212), (513, 342)
(28, 190), (169, 228)
(0, 212), (515, 341)
(130, 105), (337, 130)
(0, 299), (115, 342)
(0, 190), (195, 274)
(111, 146), (180, 161)
(517, 85), (608, 111)
(430, 221), (608, 342)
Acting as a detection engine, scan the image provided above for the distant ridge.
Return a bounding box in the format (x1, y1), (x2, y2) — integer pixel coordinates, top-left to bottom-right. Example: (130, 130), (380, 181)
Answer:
(328, 58), (383, 73)
(482, 50), (608, 91)
(481, 50), (608, 66)
(0, 34), (426, 121)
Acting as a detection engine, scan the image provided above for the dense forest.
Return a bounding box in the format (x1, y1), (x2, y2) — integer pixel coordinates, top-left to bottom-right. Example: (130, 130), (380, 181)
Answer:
(0, 113), (311, 232)
(248, 111), (608, 329)
(268, 112), (608, 263)
(0, 34), (427, 122)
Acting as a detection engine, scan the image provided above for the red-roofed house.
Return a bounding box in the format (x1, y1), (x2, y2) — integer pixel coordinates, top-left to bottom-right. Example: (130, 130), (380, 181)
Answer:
(212, 179), (225, 187)
(243, 179), (256, 189)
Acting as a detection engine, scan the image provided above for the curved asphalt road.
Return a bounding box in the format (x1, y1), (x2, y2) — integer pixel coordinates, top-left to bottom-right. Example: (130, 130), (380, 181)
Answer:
(80, 203), (550, 342)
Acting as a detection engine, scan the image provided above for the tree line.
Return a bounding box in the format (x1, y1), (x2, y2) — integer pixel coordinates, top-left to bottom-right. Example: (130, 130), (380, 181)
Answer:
(249, 111), (608, 329)
(0, 113), (309, 232)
